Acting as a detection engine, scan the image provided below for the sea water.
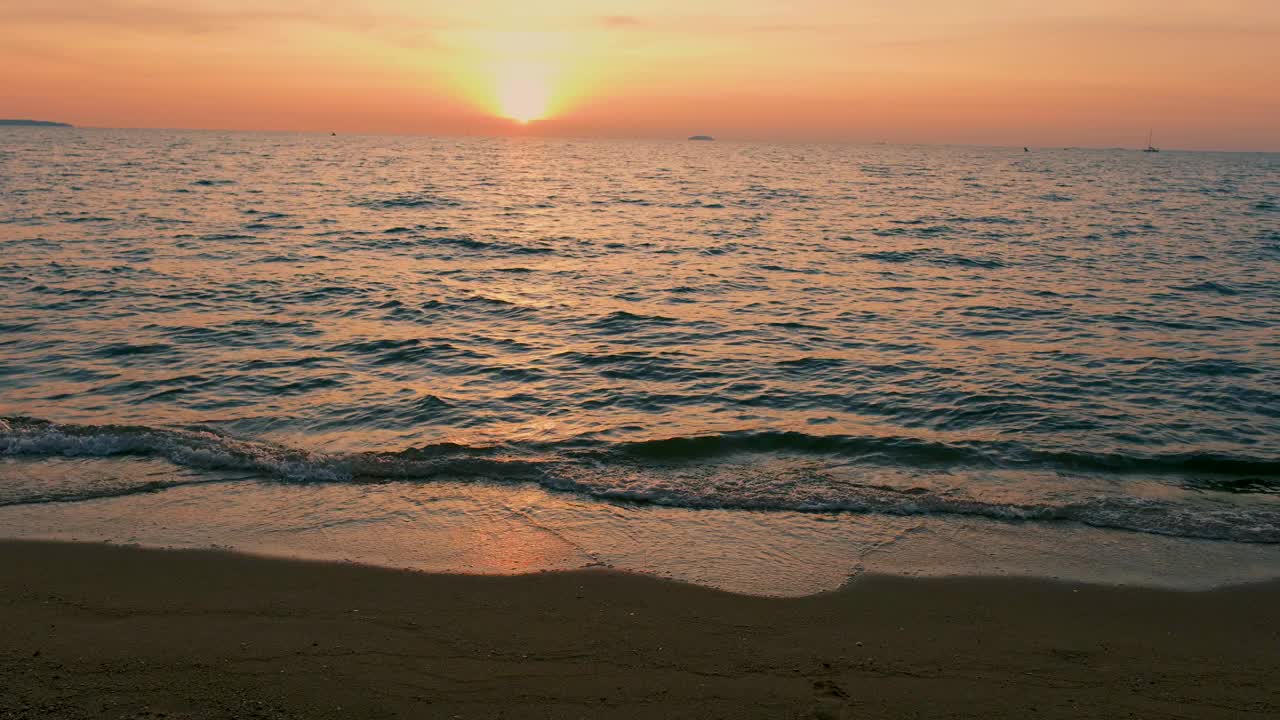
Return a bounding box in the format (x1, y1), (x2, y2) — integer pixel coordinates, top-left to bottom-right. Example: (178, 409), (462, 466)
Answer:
(1, 128), (1277, 594)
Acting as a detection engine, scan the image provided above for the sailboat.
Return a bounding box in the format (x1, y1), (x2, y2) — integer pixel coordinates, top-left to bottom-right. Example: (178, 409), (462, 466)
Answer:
(1143, 129), (1160, 153)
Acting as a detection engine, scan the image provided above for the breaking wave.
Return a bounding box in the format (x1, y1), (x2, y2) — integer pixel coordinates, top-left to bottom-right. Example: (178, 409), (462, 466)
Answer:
(3, 417), (1277, 543)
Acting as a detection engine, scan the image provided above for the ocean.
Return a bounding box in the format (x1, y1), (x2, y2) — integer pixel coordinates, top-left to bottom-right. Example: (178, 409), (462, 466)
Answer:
(2, 128), (1277, 595)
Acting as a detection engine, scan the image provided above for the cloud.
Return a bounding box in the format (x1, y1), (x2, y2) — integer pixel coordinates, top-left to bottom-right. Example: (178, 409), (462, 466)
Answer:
(597, 15), (645, 29)
(0, 1), (302, 34)
(0, 0), (447, 41)
(589, 14), (843, 37)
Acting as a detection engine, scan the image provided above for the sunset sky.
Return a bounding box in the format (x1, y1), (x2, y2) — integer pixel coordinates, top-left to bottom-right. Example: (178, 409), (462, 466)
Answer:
(2, 0), (1278, 149)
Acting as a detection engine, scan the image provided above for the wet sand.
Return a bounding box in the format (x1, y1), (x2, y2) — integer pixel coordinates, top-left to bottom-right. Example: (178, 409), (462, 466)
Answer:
(1, 540), (1277, 719)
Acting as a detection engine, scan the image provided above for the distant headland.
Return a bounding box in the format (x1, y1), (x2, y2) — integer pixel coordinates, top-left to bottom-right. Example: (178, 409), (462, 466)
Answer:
(0, 119), (73, 127)
(688, 135), (714, 141)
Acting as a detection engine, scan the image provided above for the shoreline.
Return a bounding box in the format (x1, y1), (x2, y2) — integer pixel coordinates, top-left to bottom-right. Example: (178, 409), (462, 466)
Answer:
(4, 463), (1277, 597)
(3, 540), (1278, 719)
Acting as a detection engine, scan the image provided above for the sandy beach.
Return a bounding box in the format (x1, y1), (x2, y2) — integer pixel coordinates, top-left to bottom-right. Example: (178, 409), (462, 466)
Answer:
(1, 540), (1277, 719)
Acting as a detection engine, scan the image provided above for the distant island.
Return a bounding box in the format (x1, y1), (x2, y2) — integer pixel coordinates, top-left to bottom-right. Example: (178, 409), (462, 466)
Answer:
(688, 135), (714, 141)
(0, 119), (73, 127)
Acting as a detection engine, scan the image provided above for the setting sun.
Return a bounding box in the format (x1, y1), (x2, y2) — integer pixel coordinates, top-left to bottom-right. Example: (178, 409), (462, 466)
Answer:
(441, 30), (585, 126)
(495, 63), (553, 123)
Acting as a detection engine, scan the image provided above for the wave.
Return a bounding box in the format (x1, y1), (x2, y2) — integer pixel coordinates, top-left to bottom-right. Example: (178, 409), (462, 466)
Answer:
(1172, 281), (1240, 295)
(0, 475), (238, 509)
(858, 247), (1006, 268)
(596, 432), (1280, 482)
(356, 192), (463, 210)
(0, 417), (546, 485)
(2, 417), (1277, 543)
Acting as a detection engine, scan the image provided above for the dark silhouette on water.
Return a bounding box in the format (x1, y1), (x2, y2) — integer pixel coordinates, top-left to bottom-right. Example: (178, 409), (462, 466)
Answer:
(0, 119), (72, 127)
(1144, 129), (1160, 153)
(688, 135), (714, 141)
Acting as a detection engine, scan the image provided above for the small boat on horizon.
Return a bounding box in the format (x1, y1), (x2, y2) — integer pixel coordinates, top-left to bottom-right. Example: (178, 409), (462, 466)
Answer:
(1144, 129), (1159, 153)
(688, 135), (714, 141)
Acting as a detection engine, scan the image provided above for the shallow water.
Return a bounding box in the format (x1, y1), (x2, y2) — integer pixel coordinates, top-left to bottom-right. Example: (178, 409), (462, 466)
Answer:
(2, 129), (1278, 592)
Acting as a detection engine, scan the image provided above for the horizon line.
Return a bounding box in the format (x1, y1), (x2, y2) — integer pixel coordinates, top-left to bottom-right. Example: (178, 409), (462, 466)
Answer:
(7, 121), (1279, 153)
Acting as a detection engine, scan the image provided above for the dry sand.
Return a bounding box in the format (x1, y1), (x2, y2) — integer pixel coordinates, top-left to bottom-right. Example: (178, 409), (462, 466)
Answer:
(1, 539), (1277, 719)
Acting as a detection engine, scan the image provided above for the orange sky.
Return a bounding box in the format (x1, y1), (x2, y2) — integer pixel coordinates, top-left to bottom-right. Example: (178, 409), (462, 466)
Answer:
(2, 1), (1278, 149)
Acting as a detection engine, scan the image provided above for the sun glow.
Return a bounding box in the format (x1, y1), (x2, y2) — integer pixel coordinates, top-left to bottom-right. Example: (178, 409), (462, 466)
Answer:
(447, 30), (594, 127)
(495, 63), (553, 124)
